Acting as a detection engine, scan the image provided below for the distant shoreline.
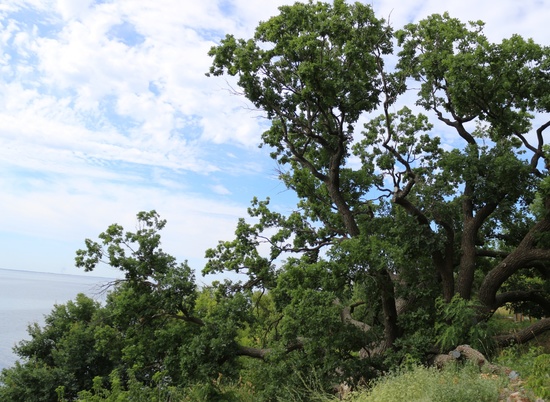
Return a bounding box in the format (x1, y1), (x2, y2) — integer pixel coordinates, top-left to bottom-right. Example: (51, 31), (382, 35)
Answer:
(0, 267), (118, 281)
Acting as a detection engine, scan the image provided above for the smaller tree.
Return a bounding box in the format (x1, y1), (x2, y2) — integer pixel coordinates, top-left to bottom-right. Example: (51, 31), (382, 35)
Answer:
(0, 294), (112, 401)
(0, 212), (265, 400)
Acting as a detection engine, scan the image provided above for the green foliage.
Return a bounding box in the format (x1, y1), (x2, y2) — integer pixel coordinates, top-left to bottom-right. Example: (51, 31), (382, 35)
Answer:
(76, 369), (197, 402)
(397, 12), (550, 135)
(496, 344), (543, 377)
(0, 361), (74, 402)
(526, 354), (550, 399)
(435, 296), (494, 353)
(0, 294), (115, 401)
(501, 271), (550, 319)
(208, 0), (395, 125)
(496, 345), (550, 400)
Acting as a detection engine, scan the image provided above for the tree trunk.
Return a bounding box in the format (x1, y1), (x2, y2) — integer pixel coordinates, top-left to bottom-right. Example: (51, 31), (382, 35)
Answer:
(456, 219), (477, 299)
(379, 269), (399, 348)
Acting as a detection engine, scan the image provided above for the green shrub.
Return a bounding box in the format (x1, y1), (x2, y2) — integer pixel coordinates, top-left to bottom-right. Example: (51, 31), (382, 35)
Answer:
(435, 296), (495, 355)
(526, 354), (550, 400)
(495, 344), (543, 378)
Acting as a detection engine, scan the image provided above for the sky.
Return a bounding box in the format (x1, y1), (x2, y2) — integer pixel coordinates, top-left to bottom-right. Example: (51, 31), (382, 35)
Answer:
(1, 0), (549, 281)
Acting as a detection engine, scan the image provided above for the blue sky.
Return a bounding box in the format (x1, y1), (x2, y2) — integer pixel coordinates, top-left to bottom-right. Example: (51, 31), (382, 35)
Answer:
(1, 0), (549, 281)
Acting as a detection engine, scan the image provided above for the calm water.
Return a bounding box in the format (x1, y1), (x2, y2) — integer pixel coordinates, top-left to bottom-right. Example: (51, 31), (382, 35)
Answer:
(0, 269), (113, 371)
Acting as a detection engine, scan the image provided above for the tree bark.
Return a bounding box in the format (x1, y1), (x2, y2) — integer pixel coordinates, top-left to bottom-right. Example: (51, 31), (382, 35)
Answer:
(394, 195), (455, 302)
(379, 269), (399, 348)
(236, 340), (305, 360)
(494, 317), (550, 347)
(457, 199), (502, 299)
(236, 345), (271, 359)
(337, 299), (372, 333)
(456, 219), (477, 300)
(433, 344), (497, 371)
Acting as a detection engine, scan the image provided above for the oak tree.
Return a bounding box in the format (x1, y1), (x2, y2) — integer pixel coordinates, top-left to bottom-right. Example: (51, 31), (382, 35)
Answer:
(207, 0), (550, 362)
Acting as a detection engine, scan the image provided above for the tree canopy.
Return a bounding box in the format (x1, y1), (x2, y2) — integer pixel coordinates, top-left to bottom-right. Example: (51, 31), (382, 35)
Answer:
(2, 1), (550, 400)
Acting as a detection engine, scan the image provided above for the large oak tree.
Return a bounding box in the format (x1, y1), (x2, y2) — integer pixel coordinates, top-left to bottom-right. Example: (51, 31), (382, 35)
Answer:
(206, 0), (550, 355)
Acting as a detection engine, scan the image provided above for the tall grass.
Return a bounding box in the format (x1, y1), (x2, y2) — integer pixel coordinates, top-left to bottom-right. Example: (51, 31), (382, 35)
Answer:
(339, 363), (505, 402)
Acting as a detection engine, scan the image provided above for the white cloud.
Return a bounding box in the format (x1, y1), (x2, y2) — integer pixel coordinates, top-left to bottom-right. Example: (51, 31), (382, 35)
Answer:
(210, 184), (231, 195)
(372, 0), (550, 43)
(0, 173), (244, 276)
(0, 0), (549, 279)
(55, 0), (94, 21)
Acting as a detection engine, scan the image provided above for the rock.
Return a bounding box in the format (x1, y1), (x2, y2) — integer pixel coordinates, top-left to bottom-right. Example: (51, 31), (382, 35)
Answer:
(508, 370), (519, 380)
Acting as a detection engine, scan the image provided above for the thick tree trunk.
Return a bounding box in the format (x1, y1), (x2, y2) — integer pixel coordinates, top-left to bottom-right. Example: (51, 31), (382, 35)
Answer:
(378, 269), (399, 348)
(433, 247), (455, 303)
(456, 219), (477, 299)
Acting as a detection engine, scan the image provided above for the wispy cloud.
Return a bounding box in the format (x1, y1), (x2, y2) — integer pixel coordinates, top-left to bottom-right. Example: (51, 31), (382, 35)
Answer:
(210, 184), (231, 196)
(0, 0), (548, 278)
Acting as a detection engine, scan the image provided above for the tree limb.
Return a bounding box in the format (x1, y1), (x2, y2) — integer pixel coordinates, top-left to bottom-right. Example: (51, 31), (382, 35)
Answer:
(476, 249), (509, 258)
(495, 290), (550, 315)
(236, 345), (271, 359)
(494, 317), (550, 347)
(236, 340), (304, 360)
(334, 299), (372, 333)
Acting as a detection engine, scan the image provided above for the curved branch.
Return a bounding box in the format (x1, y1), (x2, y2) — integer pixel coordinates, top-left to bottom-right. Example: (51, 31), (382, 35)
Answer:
(516, 119), (550, 173)
(335, 299), (372, 333)
(479, 215), (550, 307)
(393, 194), (430, 226)
(342, 312), (372, 333)
(495, 290), (550, 315)
(473, 198), (504, 232)
(433, 104), (476, 145)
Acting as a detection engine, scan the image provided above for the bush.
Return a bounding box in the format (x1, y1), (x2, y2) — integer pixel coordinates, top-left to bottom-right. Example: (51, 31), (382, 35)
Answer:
(495, 344), (543, 378)
(526, 354), (550, 400)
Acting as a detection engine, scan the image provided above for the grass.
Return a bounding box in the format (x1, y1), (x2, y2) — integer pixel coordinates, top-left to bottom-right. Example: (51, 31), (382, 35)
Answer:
(332, 333), (550, 402)
(321, 314), (550, 402)
(340, 363), (505, 402)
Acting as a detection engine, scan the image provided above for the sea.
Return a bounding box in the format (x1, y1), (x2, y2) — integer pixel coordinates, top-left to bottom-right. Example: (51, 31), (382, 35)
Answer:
(0, 268), (114, 371)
